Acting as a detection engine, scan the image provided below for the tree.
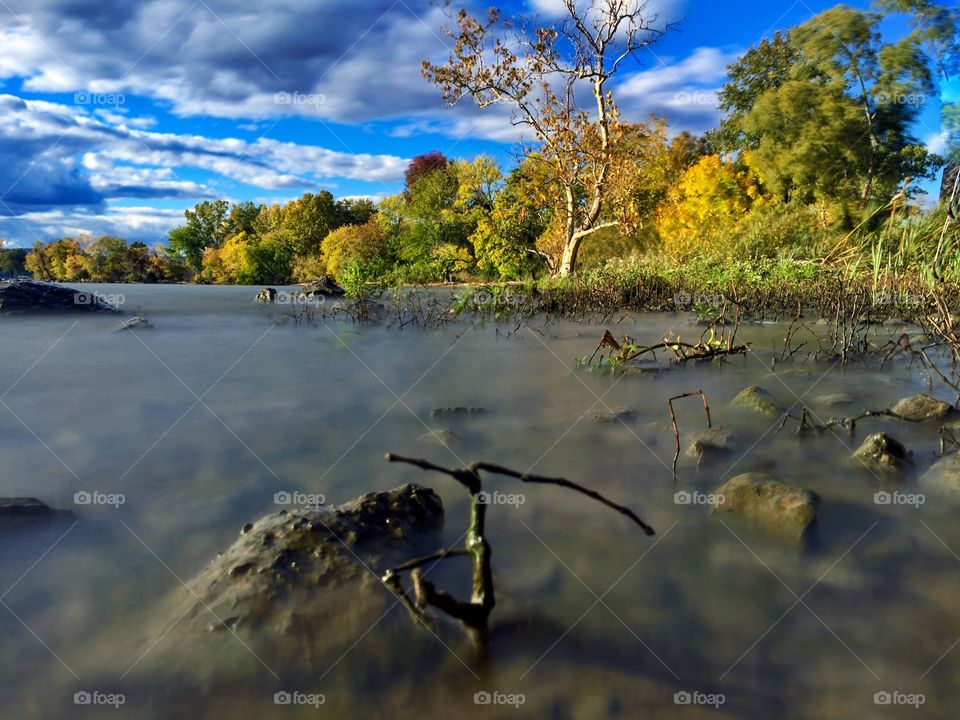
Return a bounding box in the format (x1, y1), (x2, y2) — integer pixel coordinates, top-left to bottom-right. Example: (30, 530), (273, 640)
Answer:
(322, 220), (388, 280)
(656, 155), (761, 260)
(168, 199), (230, 272)
(423, 1), (672, 276)
(0, 248), (27, 276)
(713, 32), (801, 153)
(405, 152), (450, 190)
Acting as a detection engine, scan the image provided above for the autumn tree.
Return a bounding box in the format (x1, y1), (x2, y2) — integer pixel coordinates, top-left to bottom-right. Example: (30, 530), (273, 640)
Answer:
(405, 151), (450, 190)
(423, 1), (673, 276)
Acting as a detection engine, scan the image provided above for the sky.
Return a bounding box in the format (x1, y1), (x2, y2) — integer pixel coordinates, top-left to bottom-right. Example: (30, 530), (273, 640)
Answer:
(0, 0), (951, 248)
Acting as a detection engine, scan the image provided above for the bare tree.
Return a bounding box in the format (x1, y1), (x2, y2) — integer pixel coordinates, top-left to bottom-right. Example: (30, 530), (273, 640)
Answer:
(423, 1), (673, 276)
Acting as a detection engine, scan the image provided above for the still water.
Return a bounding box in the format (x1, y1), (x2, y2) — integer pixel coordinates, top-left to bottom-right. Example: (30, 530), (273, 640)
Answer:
(1, 284), (958, 719)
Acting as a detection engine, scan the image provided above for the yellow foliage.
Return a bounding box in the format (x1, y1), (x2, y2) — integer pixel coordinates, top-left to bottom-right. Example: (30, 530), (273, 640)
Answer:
(656, 155), (761, 260)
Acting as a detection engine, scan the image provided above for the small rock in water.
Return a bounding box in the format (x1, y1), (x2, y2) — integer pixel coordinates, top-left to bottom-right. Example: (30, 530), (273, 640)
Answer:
(0, 497), (74, 525)
(418, 429), (460, 446)
(431, 407), (487, 419)
(766, 368), (811, 380)
(731, 386), (782, 415)
(851, 433), (912, 476)
(712, 473), (819, 543)
(685, 427), (733, 462)
(255, 288), (277, 304)
(591, 406), (637, 423)
(114, 315), (151, 332)
(891, 394), (956, 421)
(812, 393), (854, 408)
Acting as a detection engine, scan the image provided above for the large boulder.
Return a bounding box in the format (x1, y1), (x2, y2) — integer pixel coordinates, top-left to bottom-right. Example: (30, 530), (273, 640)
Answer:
(731, 386), (782, 416)
(851, 433), (912, 476)
(300, 276), (345, 297)
(712, 473), (819, 542)
(921, 453), (960, 493)
(892, 394), (955, 421)
(159, 483), (442, 638)
(0, 279), (120, 314)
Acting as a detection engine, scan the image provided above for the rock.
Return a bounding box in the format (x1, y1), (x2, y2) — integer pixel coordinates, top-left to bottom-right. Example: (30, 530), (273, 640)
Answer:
(114, 315), (151, 332)
(255, 288), (277, 304)
(921, 453), (960, 492)
(811, 393), (854, 408)
(0, 497), (74, 525)
(0, 279), (120, 314)
(712, 473), (819, 542)
(891, 394), (956, 421)
(300, 276), (345, 297)
(160, 483), (443, 638)
(731, 386), (782, 415)
(851, 433), (912, 476)
(418, 429), (460, 446)
(431, 407), (487, 420)
(686, 427), (733, 462)
(591, 406), (637, 423)
(766, 369), (811, 380)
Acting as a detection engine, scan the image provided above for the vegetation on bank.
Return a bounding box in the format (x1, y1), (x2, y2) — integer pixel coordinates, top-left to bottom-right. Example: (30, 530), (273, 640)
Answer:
(12, 1), (960, 308)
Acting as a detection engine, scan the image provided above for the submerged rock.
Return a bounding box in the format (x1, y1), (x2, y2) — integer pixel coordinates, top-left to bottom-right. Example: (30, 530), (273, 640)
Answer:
(167, 484), (443, 636)
(921, 453), (960, 492)
(731, 386), (782, 415)
(851, 433), (912, 476)
(892, 394), (955, 421)
(0, 497), (74, 525)
(114, 315), (151, 332)
(685, 427), (733, 462)
(418, 429), (460, 447)
(255, 288), (277, 304)
(0, 279), (120, 314)
(300, 276), (345, 297)
(812, 393), (854, 408)
(431, 407), (487, 420)
(591, 406), (637, 423)
(712, 473), (819, 542)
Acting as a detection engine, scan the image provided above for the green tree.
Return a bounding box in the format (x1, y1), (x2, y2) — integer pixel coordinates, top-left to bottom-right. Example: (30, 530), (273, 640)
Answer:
(168, 199), (230, 271)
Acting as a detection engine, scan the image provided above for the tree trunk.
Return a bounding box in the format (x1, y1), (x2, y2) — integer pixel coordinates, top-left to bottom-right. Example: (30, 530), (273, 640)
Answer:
(557, 235), (581, 277)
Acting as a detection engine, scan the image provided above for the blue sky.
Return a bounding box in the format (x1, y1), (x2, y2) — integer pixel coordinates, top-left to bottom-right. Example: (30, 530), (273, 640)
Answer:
(0, 0), (951, 248)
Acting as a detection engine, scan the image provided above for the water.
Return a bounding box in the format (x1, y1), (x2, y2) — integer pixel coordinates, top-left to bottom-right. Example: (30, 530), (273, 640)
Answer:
(1, 284), (958, 718)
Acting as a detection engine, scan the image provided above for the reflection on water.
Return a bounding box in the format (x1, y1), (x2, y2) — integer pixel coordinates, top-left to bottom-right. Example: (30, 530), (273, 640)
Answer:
(1, 284), (958, 718)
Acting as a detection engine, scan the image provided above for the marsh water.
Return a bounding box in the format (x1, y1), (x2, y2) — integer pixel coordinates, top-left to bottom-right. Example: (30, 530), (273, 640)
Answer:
(2, 284), (959, 719)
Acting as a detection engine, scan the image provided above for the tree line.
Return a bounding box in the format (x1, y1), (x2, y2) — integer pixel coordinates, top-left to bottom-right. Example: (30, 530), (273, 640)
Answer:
(19, 0), (960, 287)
